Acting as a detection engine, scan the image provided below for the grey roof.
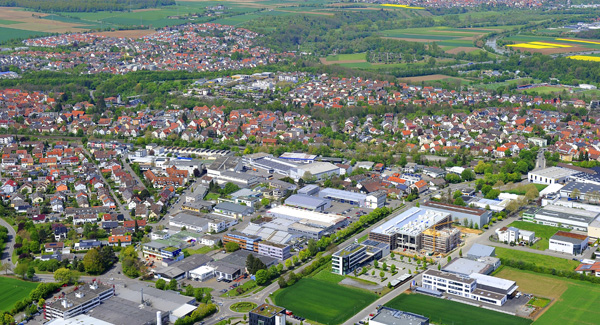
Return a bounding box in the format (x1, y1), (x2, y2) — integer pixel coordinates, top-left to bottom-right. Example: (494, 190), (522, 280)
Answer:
(116, 282), (193, 312)
(550, 233), (588, 244)
(219, 249), (277, 269)
(170, 213), (210, 227)
(536, 205), (599, 224)
(442, 257), (492, 276)
(87, 297), (162, 325)
(318, 188), (366, 202)
(214, 201), (252, 214)
(562, 181), (600, 195)
(284, 194), (329, 209)
(370, 307), (429, 325)
(467, 243), (495, 258)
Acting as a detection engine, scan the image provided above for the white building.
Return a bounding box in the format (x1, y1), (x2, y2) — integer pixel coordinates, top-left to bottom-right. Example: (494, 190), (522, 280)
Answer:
(527, 167), (579, 185)
(496, 227), (535, 243)
(549, 231), (589, 255)
(188, 265), (216, 282)
(366, 191), (387, 209)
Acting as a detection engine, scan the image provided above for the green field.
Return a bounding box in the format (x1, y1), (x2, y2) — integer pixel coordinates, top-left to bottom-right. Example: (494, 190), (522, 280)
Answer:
(506, 221), (570, 250)
(504, 183), (548, 195)
(0, 277), (39, 313)
(0, 26), (48, 43)
(0, 19), (20, 25)
(521, 86), (566, 95)
(496, 267), (600, 325)
(326, 52), (366, 61)
(230, 301), (257, 313)
(495, 247), (580, 272)
(273, 277), (377, 324)
(385, 294), (532, 325)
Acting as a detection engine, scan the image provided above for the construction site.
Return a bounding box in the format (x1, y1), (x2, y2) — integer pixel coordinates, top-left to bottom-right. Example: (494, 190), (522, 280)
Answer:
(369, 207), (461, 254)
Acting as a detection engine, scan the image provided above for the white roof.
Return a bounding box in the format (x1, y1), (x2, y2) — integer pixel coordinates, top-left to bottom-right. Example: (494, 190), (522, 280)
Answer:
(46, 315), (112, 325)
(267, 205), (345, 226)
(529, 167), (579, 179)
(469, 273), (516, 291)
(540, 183), (564, 196)
(172, 303), (198, 318)
(299, 161), (339, 175)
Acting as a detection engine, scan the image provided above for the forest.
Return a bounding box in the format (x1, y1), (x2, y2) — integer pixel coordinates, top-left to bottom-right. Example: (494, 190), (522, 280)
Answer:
(0, 0), (175, 12)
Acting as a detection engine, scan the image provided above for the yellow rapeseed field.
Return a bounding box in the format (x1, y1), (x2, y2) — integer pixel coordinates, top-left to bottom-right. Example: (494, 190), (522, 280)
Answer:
(381, 4), (425, 9)
(568, 55), (600, 62)
(506, 43), (556, 49)
(556, 38), (600, 45)
(529, 42), (571, 48)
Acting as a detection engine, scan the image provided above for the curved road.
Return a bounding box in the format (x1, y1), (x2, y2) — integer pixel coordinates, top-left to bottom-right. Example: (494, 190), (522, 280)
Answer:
(0, 217), (16, 270)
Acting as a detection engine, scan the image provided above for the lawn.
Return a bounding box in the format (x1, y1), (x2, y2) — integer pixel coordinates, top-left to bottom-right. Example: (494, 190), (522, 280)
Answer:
(0, 277), (39, 313)
(495, 267), (600, 325)
(222, 280), (257, 297)
(230, 301), (257, 313)
(504, 183), (547, 195)
(273, 278), (378, 324)
(204, 193), (221, 201)
(506, 221), (570, 250)
(385, 294), (532, 325)
(325, 53), (366, 62)
(184, 245), (216, 255)
(0, 26), (49, 43)
(527, 296), (550, 308)
(494, 247), (580, 272)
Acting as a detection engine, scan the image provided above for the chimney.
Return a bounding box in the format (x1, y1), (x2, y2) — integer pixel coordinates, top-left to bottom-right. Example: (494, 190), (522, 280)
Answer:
(157, 311), (162, 325)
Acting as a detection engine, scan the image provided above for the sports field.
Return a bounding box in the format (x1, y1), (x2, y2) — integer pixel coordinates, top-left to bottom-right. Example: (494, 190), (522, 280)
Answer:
(494, 247), (580, 272)
(385, 294), (532, 325)
(272, 276), (377, 324)
(506, 221), (570, 250)
(495, 267), (600, 325)
(0, 277), (39, 313)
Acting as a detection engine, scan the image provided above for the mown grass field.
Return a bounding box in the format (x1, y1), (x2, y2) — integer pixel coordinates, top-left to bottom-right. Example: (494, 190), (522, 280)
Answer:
(385, 294), (532, 325)
(495, 267), (600, 325)
(0, 277), (39, 313)
(272, 273), (377, 324)
(0, 26), (48, 43)
(504, 183), (548, 195)
(325, 52), (366, 62)
(506, 221), (570, 250)
(494, 247), (580, 272)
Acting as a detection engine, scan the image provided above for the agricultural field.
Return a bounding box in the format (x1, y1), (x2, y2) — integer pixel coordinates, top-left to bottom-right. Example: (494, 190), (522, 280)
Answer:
(506, 221), (571, 251)
(272, 268), (377, 324)
(0, 26), (48, 43)
(496, 267), (600, 324)
(494, 247), (580, 272)
(0, 277), (39, 313)
(379, 26), (515, 50)
(503, 35), (600, 54)
(385, 294), (532, 325)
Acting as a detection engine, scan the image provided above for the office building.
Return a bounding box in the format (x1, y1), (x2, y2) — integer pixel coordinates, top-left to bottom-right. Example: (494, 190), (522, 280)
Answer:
(366, 190), (387, 209)
(331, 240), (389, 275)
(370, 307), (429, 325)
(44, 281), (114, 320)
(249, 304), (286, 325)
(422, 270), (513, 306)
(496, 227), (535, 243)
(213, 201), (254, 218)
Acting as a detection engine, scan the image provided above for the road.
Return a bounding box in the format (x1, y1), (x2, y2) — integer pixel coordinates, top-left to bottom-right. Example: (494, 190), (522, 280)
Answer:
(0, 217), (16, 270)
(120, 157), (148, 192)
(82, 147), (129, 218)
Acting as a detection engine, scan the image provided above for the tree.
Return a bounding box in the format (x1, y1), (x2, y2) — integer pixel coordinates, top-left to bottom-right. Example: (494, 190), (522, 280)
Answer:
(0, 262), (12, 275)
(15, 263), (27, 279)
(454, 197), (466, 206)
(156, 279), (166, 290)
(83, 248), (105, 274)
(285, 259), (292, 269)
(194, 288), (204, 302)
(255, 269), (269, 285)
(374, 260), (379, 268)
(379, 271), (385, 279)
(168, 279), (178, 291)
(260, 198), (270, 207)
(27, 266), (35, 280)
(484, 189), (501, 199)
(459, 249), (463, 257)
(390, 264), (396, 273)
(54, 268), (79, 285)
(570, 188), (581, 200)
(382, 262), (388, 271)
(185, 285), (195, 297)
(278, 276), (287, 288)
(225, 242), (240, 252)
(461, 169), (475, 181)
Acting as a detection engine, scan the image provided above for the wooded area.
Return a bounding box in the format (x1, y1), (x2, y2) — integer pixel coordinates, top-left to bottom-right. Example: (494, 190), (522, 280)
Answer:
(0, 0), (175, 12)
